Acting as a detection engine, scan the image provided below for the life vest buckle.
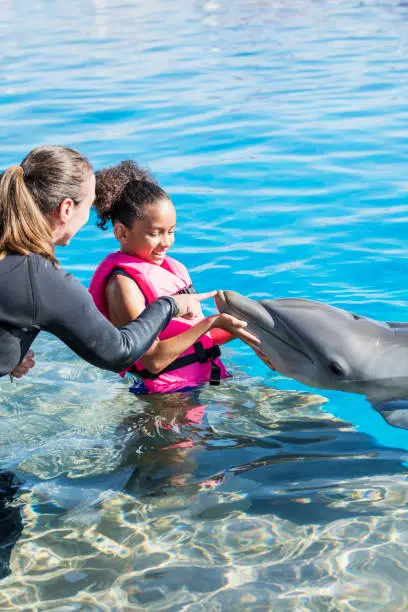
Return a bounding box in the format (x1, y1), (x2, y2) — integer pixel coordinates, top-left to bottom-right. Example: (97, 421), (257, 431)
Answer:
(209, 360), (222, 386)
(193, 342), (207, 363)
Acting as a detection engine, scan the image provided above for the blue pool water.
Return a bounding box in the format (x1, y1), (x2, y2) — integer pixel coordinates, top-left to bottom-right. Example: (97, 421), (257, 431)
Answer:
(2, 0), (408, 608)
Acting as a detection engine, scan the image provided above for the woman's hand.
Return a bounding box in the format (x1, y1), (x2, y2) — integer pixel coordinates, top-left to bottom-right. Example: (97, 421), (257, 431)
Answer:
(172, 291), (217, 319)
(11, 349), (35, 379)
(209, 313), (260, 346)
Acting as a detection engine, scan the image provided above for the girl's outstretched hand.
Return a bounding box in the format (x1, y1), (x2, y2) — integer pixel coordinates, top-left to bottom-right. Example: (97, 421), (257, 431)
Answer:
(172, 291), (217, 319)
(11, 349), (35, 379)
(209, 313), (260, 346)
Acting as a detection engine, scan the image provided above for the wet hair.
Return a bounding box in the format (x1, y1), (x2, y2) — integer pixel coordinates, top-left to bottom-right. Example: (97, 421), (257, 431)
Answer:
(0, 145), (92, 264)
(94, 160), (170, 231)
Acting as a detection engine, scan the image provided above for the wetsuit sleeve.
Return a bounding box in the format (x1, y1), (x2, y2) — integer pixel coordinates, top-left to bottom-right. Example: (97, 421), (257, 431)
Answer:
(31, 256), (178, 372)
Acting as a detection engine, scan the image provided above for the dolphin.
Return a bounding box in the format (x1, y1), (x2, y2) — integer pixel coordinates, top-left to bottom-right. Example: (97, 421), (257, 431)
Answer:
(216, 290), (408, 429)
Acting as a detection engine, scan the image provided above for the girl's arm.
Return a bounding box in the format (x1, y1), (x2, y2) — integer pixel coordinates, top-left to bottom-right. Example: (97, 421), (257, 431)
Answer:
(106, 275), (257, 374)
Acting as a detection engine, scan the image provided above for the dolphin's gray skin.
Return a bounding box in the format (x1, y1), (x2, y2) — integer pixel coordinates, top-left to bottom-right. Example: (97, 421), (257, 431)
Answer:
(216, 290), (408, 429)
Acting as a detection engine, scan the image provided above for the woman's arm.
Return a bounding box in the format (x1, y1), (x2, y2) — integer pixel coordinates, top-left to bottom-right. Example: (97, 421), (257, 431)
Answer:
(32, 256), (219, 373)
(32, 256), (177, 372)
(106, 275), (258, 374)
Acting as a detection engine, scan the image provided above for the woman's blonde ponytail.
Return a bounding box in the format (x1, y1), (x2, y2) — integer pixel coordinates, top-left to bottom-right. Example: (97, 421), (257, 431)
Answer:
(0, 166), (56, 262)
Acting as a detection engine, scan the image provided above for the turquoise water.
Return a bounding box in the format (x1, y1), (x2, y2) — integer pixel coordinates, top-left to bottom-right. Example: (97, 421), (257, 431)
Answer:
(2, 0), (408, 608)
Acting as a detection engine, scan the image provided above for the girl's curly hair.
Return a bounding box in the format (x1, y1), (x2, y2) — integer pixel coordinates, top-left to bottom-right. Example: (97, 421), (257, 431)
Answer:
(94, 160), (169, 230)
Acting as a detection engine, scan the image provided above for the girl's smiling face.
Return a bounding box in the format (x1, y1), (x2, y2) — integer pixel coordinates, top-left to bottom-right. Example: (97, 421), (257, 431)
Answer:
(115, 197), (176, 264)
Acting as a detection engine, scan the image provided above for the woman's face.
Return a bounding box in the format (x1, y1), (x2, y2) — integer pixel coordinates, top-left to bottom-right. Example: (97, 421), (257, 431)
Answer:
(53, 170), (96, 246)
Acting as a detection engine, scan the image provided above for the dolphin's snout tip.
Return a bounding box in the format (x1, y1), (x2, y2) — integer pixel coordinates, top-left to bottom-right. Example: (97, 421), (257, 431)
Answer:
(217, 290), (237, 302)
(215, 290), (242, 313)
(215, 290), (226, 313)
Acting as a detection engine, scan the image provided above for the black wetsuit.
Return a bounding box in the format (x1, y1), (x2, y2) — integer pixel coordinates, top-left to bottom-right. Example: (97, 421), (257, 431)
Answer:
(0, 253), (178, 376)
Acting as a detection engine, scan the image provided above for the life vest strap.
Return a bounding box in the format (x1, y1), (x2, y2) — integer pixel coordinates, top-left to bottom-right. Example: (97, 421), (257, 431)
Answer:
(137, 342), (221, 384)
(175, 284), (197, 295)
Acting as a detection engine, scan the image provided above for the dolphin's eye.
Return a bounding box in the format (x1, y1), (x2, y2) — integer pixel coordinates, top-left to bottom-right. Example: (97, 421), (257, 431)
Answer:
(328, 361), (344, 376)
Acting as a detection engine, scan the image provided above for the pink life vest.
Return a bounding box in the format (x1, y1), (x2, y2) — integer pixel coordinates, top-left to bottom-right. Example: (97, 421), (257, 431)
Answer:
(88, 252), (230, 394)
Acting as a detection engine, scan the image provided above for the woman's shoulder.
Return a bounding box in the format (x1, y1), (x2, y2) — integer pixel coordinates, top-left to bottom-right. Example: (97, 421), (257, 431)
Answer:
(0, 252), (57, 276)
(29, 253), (96, 315)
(0, 253), (83, 291)
(29, 253), (66, 276)
(29, 253), (83, 292)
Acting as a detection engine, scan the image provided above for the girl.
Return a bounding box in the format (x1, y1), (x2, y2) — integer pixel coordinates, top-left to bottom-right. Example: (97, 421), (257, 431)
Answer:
(89, 161), (258, 394)
(0, 146), (221, 380)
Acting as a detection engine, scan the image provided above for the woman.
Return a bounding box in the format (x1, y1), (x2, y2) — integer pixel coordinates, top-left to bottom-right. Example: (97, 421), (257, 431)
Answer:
(0, 145), (257, 379)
